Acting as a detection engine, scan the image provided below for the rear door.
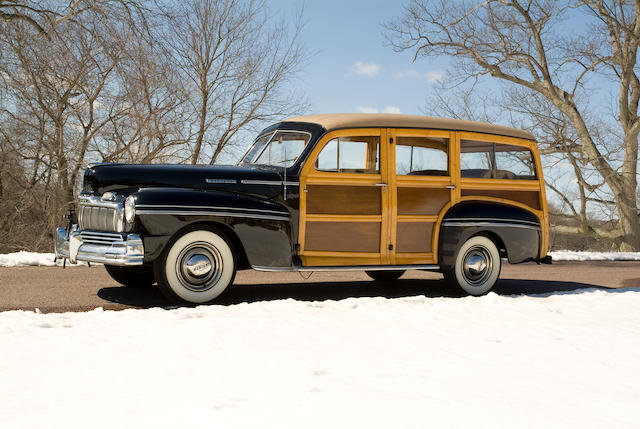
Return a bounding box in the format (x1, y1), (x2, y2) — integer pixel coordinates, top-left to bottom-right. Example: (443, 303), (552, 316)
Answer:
(388, 129), (456, 265)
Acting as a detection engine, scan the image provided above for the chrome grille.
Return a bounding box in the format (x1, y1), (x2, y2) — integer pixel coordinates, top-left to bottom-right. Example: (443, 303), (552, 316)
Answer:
(77, 195), (124, 232)
(79, 231), (125, 245)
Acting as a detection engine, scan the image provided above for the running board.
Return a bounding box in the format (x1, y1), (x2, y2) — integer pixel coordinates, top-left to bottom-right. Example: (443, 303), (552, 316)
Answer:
(252, 264), (440, 272)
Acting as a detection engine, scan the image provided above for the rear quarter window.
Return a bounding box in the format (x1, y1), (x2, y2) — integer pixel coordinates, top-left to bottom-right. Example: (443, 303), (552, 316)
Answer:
(460, 140), (537, 180)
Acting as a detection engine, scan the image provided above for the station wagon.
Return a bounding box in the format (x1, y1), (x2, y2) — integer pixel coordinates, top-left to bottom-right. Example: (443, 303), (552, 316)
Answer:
(55, 113), (551, 304)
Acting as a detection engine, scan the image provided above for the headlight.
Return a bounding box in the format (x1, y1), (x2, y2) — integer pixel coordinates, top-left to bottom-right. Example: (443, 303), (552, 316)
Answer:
(125, 195), (136, 223)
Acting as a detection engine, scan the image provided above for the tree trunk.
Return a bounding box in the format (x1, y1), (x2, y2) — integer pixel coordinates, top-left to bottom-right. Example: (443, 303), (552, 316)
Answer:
(616, 191), (640, 251)
(191, 86), (209, 165)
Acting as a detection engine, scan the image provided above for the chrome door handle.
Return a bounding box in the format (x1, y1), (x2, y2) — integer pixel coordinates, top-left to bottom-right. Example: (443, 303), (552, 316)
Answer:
(375, 183), (388, 187)
(445, 185), (456, 189)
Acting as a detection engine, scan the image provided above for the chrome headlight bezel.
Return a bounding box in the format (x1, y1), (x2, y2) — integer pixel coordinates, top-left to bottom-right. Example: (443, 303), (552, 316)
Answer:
(124, 195), (136, 223)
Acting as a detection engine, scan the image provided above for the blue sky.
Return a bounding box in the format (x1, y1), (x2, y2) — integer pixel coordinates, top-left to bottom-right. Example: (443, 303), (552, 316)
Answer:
(270, 0), (448, 115)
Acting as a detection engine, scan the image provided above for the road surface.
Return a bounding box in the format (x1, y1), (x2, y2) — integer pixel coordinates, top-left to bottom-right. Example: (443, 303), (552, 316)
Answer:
(0, 261), (638, 313)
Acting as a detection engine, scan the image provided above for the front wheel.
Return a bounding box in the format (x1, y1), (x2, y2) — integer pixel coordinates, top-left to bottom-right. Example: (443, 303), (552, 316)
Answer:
(155, 229), (236, 304)
(444, 236), (501, 296)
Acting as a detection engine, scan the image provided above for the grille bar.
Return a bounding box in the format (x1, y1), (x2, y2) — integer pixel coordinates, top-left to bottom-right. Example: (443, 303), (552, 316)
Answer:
(79, 231), (125, 245)
(78, 199), (124, 232)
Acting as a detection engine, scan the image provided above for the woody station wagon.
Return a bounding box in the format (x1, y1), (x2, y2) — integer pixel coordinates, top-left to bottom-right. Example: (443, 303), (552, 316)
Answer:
(55, 114), (551, 304)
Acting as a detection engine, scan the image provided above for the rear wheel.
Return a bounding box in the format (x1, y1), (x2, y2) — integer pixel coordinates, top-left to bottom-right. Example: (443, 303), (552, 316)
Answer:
(104, 265), (155, 288)
(365, 270), (405, 282)
(444, 236), (501, 296)
(155, 229), (236, 304)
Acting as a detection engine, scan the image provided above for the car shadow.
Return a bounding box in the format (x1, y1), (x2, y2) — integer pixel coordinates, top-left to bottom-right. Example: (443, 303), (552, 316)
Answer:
(96, 277), (619, 309)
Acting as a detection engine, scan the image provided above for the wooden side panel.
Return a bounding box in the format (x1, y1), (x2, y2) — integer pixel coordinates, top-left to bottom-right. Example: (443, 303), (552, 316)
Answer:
(305, 222), (381, 252)
(397, 187), (450, 215)
(396, 222), (433, 253)
(306, 185), (381, 215)
(461, 189), (540, 210)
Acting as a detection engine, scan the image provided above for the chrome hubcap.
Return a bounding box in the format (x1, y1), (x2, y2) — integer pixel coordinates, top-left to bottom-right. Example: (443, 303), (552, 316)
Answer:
(462, 246), (492, 286)
(176, 242), (223, 292)
(185, 254), (212, 277)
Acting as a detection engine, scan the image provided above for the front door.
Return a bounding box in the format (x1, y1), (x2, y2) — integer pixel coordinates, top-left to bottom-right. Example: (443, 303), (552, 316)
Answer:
(298, 128), (391, 266)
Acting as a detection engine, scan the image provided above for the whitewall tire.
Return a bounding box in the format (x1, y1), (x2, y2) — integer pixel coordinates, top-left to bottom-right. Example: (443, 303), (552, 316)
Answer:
(155, 229), (236, 304)
(444, 235), (501, 296)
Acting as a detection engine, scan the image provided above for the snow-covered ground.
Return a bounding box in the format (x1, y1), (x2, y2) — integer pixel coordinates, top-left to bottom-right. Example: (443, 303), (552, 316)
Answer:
(0, 251), (90, 267)
(1, 289), (639, 428)
(549, 250), (640, 261)
(2, 250), (640, 267)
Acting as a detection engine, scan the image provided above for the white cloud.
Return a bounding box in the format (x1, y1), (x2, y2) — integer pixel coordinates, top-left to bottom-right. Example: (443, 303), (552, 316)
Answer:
(426, 71), (445, 84)
(393, 69), (446, 84)
(352, 61), (380, 77)
(382, 106), (402, 114)
(356, 106), (402, 114)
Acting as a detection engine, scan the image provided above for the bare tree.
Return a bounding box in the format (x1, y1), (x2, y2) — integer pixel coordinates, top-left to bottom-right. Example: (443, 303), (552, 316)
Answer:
(167, 0), (308, 165)
(0, 0), (141, 37)
(0, 3), (176, 251)
(387, 0), (640, 250)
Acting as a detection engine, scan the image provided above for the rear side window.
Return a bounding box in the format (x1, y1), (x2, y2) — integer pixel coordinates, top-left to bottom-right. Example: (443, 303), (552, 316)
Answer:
(461, 140), (537, 180)
(395, 136), (448, 176)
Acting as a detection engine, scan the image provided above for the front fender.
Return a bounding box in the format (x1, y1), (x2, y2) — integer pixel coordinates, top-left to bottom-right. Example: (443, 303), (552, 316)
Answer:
(132, 187), (294, 268)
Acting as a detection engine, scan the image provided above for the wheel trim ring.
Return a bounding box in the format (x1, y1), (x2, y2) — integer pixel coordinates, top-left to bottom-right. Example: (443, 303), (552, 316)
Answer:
(175, 241), (224, 292)
(461, 245), (493, 287)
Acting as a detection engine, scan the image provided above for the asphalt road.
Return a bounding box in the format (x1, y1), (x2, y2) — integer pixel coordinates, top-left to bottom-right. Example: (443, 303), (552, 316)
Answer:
(1, 261), (639, 313)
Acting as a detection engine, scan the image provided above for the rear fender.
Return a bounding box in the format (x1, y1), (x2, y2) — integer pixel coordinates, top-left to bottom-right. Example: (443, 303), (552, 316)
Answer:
(438, 201), (541, 270)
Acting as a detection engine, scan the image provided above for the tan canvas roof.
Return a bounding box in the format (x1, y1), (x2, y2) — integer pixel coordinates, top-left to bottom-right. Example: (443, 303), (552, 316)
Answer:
(284, 113), (535, 141)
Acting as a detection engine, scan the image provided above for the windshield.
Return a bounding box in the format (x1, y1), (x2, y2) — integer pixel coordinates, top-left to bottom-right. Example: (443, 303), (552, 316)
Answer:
(240, 130), (311, 167)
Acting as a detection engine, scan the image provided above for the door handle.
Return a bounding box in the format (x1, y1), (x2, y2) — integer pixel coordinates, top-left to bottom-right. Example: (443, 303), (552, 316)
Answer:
(445, 185), (456, 189)
(375, 183), (387, 191)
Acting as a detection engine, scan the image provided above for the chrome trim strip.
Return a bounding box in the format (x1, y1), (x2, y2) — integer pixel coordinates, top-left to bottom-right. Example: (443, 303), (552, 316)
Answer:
(78, 195), (122, 209)
(136, 210), (289, 221)
(445, 217), (540, 226)
(135, 204), (288, 216)
(441, 221), (540, 230)
(240, 180), (299, 186)
(205, 179), (237, 184)
(252, 264), (440, 272)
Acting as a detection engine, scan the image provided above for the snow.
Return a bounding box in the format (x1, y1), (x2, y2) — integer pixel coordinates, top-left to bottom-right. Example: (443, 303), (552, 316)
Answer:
(549, 250), (640, 261)
(2, 250), (640, 267)
(1, 289), (639, 428)
(0, 251), (90, 267)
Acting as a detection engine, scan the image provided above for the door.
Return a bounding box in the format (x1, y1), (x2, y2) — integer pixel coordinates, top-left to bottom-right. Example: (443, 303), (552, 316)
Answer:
(388, 129), (456, 265)
(298, 128), (391, 266)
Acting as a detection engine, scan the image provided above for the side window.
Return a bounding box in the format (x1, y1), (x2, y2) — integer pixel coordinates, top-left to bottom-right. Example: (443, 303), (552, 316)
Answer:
(396, 136), (448, 176)
(460, 140), (493, 178)
(494, 144), (537, 180)
(315, 136), (380, 173)
(461, 140), (537, 180)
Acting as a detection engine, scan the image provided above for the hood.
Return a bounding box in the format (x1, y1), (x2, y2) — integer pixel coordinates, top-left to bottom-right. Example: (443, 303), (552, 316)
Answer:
(83, 163), (284, 194)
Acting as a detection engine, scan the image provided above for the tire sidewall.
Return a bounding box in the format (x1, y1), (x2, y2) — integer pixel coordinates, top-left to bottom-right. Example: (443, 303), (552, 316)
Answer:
(160, 229), (235, 304)
(453, 236), (500, 296)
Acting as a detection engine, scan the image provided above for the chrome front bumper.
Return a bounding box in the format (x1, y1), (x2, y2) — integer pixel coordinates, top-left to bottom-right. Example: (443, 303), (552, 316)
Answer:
(55, 226), (144, 266)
